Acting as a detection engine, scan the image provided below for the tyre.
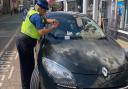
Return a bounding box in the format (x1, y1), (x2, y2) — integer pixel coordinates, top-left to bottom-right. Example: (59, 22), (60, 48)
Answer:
(30, 66), (39, 89)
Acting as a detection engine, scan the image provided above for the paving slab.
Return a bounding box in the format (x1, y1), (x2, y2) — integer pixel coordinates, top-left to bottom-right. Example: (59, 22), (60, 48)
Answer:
(116, 39), (128, 48)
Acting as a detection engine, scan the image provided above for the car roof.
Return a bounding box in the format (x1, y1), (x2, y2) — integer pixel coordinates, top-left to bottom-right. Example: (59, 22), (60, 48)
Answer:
(46, 11), (87, 18)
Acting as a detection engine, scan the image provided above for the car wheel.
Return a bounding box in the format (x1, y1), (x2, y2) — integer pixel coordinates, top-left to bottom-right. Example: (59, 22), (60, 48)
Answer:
(30, 66), (40, 89)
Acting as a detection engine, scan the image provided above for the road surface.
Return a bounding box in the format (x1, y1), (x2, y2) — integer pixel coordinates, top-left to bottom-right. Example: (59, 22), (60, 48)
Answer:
(0, 14), (22, 89)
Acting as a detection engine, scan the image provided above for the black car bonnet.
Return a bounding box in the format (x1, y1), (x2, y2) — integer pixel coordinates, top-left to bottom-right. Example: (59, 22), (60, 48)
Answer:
(44, 39), (126, 75)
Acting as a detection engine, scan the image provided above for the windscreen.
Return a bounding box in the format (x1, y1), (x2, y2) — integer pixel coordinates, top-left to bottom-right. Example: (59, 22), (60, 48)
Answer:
(47, 15), (105, 40)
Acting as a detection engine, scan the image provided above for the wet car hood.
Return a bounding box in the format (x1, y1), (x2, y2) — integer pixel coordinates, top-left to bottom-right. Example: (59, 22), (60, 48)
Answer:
(45, 38), (126, 74)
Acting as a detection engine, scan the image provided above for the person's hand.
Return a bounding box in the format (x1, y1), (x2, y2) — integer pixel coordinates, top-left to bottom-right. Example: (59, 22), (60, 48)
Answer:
(52, 20), (60, 29)
(52, 19), (58, 24)
(52, 22), (60, 29)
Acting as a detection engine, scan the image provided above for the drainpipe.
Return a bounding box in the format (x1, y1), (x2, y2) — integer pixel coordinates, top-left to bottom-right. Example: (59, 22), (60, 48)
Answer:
(124, 0), (128, 28)
(123, 0), (127, 29)
(83, 0), (88, 14)
(33, 0), (35, 4)
(64, 0), (68, 11)
(92, 0), (99, 22)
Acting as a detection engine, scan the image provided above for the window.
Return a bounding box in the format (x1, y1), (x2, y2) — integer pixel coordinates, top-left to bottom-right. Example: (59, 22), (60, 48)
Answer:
(76, 16), (105, 39)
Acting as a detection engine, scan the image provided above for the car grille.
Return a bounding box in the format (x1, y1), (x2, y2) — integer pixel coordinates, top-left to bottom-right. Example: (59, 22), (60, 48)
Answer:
(109, 63), (128, 74)
(73, 70), (128, 89)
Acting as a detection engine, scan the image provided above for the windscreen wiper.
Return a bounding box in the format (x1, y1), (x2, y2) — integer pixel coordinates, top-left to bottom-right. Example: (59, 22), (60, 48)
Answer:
(48, 33), (82, 40)
(98, 36), (107, 40)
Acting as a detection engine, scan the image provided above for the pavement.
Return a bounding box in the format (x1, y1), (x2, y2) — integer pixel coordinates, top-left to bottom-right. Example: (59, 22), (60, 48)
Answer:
(116, 39), (128, 48)
(116, 39), (128, 56)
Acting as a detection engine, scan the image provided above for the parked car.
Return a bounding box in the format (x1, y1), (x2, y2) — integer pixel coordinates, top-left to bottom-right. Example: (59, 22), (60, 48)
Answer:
(30, 11), (128, 89)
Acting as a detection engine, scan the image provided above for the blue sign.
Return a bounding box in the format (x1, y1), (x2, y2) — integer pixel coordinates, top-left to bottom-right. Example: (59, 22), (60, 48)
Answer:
(117, 1), (124, 16)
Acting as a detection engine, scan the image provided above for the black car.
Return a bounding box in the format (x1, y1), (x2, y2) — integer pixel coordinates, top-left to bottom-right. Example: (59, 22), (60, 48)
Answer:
(30, 11), (128, 89)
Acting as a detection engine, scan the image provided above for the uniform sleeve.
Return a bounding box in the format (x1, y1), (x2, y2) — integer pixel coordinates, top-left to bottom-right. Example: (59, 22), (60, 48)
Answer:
(30, 14), (45, 30)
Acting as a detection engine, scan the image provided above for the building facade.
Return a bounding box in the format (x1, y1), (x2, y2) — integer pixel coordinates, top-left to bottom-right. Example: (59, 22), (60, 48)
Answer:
(0, 0), (3, 13)
(0, 0), (21, 14)
(2, 0), (10, 14)
(125, 0), (128, 29)
(82, 0), (128, 30)
(67, 0), (78, 11)
(10, 0), (18, 11)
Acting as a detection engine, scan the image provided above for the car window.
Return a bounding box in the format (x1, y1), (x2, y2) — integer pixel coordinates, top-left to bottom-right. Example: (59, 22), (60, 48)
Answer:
(47, 15), (105, 40)
(47, 18), (80, 37)
(76, 17), (105, 39)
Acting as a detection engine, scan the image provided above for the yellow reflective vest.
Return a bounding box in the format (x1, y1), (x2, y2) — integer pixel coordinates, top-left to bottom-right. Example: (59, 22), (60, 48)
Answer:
(21, 9), (43, 40)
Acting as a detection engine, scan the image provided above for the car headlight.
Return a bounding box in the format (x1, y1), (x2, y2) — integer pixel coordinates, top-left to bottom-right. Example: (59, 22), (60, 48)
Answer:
(42, 57), (77, 88)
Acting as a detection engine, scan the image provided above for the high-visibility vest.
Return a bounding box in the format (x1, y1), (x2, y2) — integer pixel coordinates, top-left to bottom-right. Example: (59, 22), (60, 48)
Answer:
(21, 9), (44, 40)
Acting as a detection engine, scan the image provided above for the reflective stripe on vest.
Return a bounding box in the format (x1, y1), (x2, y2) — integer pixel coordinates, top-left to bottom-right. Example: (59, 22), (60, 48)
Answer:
(21, 9), (41, 40)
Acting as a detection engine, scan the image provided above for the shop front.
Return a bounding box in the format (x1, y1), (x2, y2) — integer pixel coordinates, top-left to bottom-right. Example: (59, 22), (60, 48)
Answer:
(112, 0), (128, 40)
(125, 0), (128, 30)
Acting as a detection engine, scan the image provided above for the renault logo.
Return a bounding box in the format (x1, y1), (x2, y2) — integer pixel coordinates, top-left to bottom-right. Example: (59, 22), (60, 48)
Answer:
(102, 67), (108, 77)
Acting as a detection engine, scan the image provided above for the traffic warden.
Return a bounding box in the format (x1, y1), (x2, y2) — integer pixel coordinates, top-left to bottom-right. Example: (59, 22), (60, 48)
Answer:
(16, 0), (59, 89)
